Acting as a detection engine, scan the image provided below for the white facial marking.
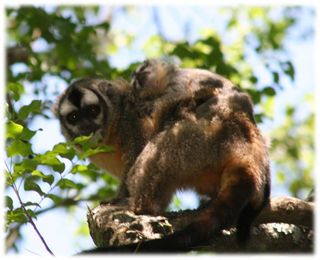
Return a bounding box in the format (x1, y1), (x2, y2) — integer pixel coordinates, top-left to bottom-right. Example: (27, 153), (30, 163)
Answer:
(60, 100), (77, 116)
(81, 89), (99, 106)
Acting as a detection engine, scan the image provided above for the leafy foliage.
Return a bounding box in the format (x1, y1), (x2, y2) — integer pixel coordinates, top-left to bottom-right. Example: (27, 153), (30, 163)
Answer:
(4, 6), (314, 254)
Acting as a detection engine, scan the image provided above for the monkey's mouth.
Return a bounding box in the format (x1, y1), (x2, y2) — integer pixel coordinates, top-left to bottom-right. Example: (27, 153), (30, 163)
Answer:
(84, 129), (103, 142)
(78, 123), (100, 136)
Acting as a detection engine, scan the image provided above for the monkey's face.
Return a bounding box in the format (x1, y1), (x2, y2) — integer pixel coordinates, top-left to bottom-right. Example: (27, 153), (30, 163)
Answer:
(54, 78), (114, 142)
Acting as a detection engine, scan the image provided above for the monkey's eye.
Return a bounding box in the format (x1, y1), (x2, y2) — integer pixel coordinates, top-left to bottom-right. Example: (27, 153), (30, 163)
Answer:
(85, 105), (101, 118)
(66, 111), (80, 125)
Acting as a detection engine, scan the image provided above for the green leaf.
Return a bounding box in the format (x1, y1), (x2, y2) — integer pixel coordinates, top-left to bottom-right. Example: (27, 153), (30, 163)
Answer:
(17, 100), (42, 120)
(26, 209), (37, 219)
(7, 208), (28, 224)
(290, 180), (302, 196)
(80, 145), (114, 159)
(246, 89), (261, 104)
(47, 194), (63, 204)
(52, 143), (76, 160)
(286, 106), (295, 117)
(7, 82), (24, 101)
(7, 140), (33, 157)
(72, 135), (114, 158)
(254, 113), (264, 124)
(272, 71), (280, 84)
(71, 164), (89, 174)
(6, 121), (23, 139)
(23, 201), (41, 208)
(171, 43), (193, 59)
(6, 196), (14, 210)
(73, 135), (92, 145)
(20, 127), (37, 141)
(71, 164), (101, 181)
(58, 178), (79, 189)
(169, 195), (182, 211)
(24, 179), (45, 196)
(35, 152), (65, 173)
(262, 86), (276, 96)
(249, 75), (258, 84)
(6, 121), (36, 141)
(282, 61), (295, 81)
(96, 21), (110, 31)
(14, 159), (38, 175)
(31, 170), (54, 185)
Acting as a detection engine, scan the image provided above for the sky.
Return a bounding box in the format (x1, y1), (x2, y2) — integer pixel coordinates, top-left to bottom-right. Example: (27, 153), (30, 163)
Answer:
(2, 3), (317, 257)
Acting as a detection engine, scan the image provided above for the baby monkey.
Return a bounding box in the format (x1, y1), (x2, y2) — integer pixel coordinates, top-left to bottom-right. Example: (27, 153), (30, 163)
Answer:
(54, 59), (270, 250)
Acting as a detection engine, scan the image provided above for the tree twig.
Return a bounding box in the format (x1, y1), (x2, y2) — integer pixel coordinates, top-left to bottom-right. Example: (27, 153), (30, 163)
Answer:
(6, 170), (55, 256)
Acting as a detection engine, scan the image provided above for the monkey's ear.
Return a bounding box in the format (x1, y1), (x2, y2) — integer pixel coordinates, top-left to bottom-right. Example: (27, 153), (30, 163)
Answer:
(228, 89), (256, 124)
(131, 59), (152, 91)
(98, 79), (129, 106)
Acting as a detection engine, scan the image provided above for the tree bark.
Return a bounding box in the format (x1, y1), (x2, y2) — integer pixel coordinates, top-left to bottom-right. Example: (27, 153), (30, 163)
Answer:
(255, 196), (313, 228)
(86, 196), (314, 253)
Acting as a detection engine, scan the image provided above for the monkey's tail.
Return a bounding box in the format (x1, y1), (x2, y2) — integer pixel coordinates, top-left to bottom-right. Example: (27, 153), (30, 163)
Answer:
(236, 181), (271, 244)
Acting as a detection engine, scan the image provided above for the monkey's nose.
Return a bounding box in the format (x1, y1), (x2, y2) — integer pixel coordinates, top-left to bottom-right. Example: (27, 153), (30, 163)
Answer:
(79, 123), (99, 136)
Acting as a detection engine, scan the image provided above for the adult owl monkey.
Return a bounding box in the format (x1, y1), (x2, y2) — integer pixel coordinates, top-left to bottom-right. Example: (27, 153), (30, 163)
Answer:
(53, 59), (270, 251)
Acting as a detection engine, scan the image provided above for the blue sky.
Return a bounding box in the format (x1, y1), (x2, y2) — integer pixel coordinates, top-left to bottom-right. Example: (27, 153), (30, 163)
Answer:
(5, 5), (315, 256)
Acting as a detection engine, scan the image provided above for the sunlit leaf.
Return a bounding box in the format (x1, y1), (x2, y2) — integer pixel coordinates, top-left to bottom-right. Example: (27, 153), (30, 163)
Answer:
(52, 143), (76, 160)
(6, 121), (23, 139)
(7, 82), (24, 101)
(17, 100), (42, 120)
(14, 159), (38, 175)
(7, 140), (33, 157)
(35, 153), (65, 173)
(31, 170), (54, 185)
(79, 146), (114, 159)
(7, 208), (28, 224)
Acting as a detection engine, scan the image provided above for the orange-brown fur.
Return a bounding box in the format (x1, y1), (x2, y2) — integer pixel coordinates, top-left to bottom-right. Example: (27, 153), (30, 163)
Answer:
(57, 59), (270, 248)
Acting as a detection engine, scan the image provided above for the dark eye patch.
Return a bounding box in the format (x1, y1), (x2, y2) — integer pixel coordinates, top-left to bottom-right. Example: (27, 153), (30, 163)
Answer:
(84, 105), (101, 118)
(66, 111), (80, 125)
(68, 88), (83, 108)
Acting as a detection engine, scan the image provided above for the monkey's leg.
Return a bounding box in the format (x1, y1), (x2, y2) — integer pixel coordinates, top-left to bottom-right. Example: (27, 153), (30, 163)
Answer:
(125, 120), (212, 216)
(119, 165), (260, 251)
(183, 166), (258, 243)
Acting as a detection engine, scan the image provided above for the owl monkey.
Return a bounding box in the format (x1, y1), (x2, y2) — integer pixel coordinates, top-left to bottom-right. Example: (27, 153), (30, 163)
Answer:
(54, 59), (270, 248)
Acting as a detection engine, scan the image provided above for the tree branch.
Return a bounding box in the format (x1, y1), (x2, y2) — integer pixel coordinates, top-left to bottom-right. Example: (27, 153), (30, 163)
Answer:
(206, 223), (313, 253)
(6, 171), (55, 256)
(255, 196), (313, 229)
(85, 196), (314, 253)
